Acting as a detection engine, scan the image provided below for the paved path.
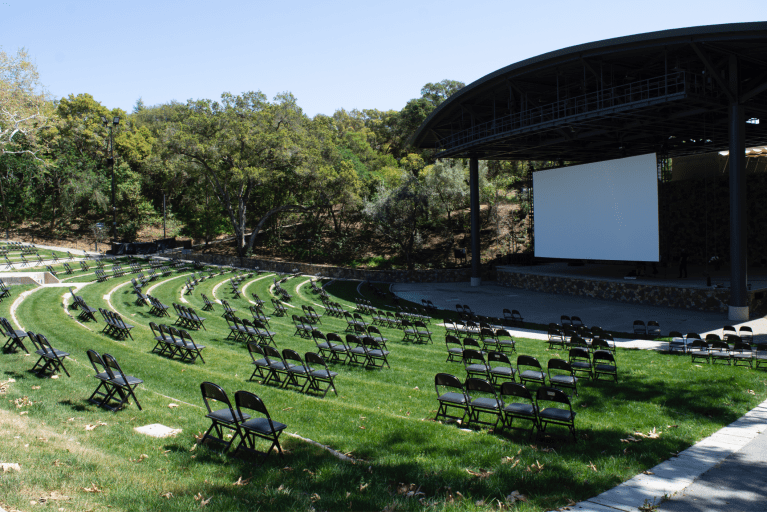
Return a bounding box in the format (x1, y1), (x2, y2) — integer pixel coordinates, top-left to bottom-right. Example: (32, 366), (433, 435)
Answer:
(391, 280), (767, 512)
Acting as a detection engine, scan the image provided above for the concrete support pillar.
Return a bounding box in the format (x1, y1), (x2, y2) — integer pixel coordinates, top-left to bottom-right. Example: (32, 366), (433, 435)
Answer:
(469, 156), (481, 286)
(729, 56), (748, 321)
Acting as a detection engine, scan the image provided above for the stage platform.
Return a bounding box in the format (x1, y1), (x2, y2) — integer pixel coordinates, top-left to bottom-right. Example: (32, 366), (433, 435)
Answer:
(496, 262), (767, 315)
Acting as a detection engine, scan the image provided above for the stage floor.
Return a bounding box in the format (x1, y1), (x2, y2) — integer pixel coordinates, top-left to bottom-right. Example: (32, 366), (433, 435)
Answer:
(497, 261), (767, 292)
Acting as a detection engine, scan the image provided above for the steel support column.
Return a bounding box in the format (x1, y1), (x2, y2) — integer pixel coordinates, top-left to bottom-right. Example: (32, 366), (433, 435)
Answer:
(729, 56), (748, 321)
(469, 156), (481, 286)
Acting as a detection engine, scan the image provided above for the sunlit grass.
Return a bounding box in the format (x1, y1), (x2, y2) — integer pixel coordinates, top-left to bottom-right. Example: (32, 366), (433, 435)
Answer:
(0, 265), (764, 511)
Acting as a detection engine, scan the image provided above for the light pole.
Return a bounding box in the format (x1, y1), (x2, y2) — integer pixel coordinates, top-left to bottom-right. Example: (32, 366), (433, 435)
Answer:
(102, 116), (120, 241)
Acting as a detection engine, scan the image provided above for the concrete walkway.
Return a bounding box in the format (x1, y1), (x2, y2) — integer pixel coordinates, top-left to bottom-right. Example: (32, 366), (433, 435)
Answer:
(391, 281), (767, 512)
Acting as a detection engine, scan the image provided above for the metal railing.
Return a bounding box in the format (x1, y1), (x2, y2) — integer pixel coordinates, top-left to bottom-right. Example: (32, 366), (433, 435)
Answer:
(437, 71), (705, 153)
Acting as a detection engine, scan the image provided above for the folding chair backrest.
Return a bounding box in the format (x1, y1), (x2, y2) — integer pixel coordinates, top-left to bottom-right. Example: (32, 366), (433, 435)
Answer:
(536, 386), (570, 406)
(706, 333), (722, 343)
(465, 377), (495, 394)
(305, 351), (328, 368)
(518, 355), (542, 370)
(487, 350), (511, 366)
(87, 349), (107, 374)
(282, 348), (304, 367)
(500, 381), (533, 401)
(463, 337), (481, 350)
(548, 358), (572, 373)
(327, 332), (344, 344)
(435, 372), (463, 390)
(593, 350), (615, 365)
(200, 381), (232, 414)
(234, 390), (271, 419)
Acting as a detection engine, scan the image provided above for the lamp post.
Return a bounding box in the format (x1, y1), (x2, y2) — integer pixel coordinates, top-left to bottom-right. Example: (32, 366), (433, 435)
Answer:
(102, 116), (120, 241)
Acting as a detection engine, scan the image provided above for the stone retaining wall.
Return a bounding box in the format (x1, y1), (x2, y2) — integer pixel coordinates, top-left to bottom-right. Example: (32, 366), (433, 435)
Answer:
(183, 253), (482, 283)
(496, 268), (767, 315)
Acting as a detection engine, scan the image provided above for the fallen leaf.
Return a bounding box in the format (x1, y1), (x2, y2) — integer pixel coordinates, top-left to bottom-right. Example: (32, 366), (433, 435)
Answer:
(31, 386), (41, 390)
(168, 403), (179, 408)
(466, 468), (494, 478)
(506, 490), (528, 504)
(310, 493), (321, 502)
(19, 411), (28, 416)
(0, 463), (20, 472)
(643, 470), (655, 475)
(161, 492), (173, 499)
(587, 461), (598, 472)
(747, 389), (756, 395)
(359, 482), (369, 492)
(525, 460), (545, 473)
(232, 476), (251, 486)
(82, 484), (101, 493)
(84, 424), (97, 431)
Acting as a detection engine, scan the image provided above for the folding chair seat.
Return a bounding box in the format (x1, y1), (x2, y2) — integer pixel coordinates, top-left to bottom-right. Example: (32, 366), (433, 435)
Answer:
(303, 352), (338, 397)
(150, 322), (173, 356)
(319, 332), (347, 363)
(665, 331), (685, 353)
(103, 354), (143, 410)
(175, 329), (205, 363)
(250, 305), (271, 327)
(413, 320), (433, 343)
(709, 340), (732, 365)
(754, 344), (767, 369)
(200, 382), (249, 451)
(201, 294), (215, 311)
(480, 327), (500, 352)
(303, 305), (322, 325)
(282, 349), (313, 392)
(487, 351), (516, 387)
(233, 391), (286, 463)
(463, 349), (491, 380)
(346, 334), (368, 366)
(434, 373), (469, 423)
(401, 319), (418, 342)
(547, 359), (577, 397)
(464, 378), (503, 429)
(548, 324), (565, 349)
(366, 326), (388, 348)
(731, 341), (753, 368)
(445, 335), (464, 363)
(222, 300), (237, 316)
(499, 382), (538, 438)
(361, 337), (390, 368)
(568, 347), (593, 380)
(29, 333), (70, 377)
(517, 355), (546, 387)
(1, 317), (29, 353)
(292, 315), (312, 338)
(261, 345), (294, 386)
(633, 320), (647, 337)
(689, 339), (710, 363)
(647, 321), (661, 338)
(536, 386), (577, 441)
(495, 329), (516, 353)
(593, 350), (618, 381)
(251, 319), (277, 347)
(76, 297), (98, 322)
(247, 341), (271, 381)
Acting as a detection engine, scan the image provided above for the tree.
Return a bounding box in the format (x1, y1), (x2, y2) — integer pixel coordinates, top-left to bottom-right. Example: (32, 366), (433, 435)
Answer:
(0, 47), (50, 156)
(0, 48), (51, 236)
(363, 172), (429, 269)
(423, 159), (469, 225)
(165, 91), (332, 256)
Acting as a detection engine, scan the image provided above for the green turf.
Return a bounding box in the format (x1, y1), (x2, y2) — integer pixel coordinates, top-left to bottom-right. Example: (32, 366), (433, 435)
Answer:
(0, 265), (764, 511)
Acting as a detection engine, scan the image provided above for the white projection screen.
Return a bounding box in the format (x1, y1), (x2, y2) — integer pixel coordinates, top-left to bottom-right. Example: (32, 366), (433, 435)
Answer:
(533, 153), (660, 262)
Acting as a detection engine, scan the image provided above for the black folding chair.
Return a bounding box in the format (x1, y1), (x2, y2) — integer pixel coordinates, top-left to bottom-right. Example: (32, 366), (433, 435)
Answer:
(536, 386), (577, 441)
(1, 317), (29, 353)
(233, 390), (287, 463)
(499, 382), (538, 439)
(200, 382), (249, 451)
(434, 373), (469, 423)
(29, 333), (70, 377)
(305, 352), (338, 398)
(103, 354), (143, 411)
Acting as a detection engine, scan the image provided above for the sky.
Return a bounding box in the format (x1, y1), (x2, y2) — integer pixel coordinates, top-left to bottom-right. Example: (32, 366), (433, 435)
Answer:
(1, 1), (764, 117)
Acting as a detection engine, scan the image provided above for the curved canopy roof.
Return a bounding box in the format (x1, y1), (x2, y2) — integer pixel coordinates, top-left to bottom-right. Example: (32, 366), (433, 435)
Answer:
(410, 22), (767, 163)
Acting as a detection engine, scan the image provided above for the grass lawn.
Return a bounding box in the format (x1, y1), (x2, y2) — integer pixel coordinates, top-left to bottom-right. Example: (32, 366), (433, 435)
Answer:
(0, 261), (765, 512)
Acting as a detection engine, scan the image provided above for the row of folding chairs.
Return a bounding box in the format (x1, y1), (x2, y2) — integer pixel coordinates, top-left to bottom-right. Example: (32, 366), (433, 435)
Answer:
(435, 374), (577, 440)
(200, 382), (285, 463)
(70, 291), (98, 322)
(633, 320), (662, 338)
(321, 297), (345, 317)
(98, 308), (135, 340)
(272, 280), (292, 301)
(173, 303), (206, 330)
(689, 339), (767, 368)
(1, 327), (70, 378)
(247, 343), (338, 397)
(1, 317), (28, 353)
(354, 298), (375, 315)
(224, 313), (276, 346)
(147, 295), (170, 316)
(668, 330), (756, 353)
(87, 350), (142, 411)
(462, 350), (617, 395)
(401, 319), (433, 344)
(271, 298), (288, 316)
(310, 330), (390, 368)
(150, 323), (206, 363)
(445, 332), (516, 362)
(94, 269), (109, 282)
(396, 305), (431, 323)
